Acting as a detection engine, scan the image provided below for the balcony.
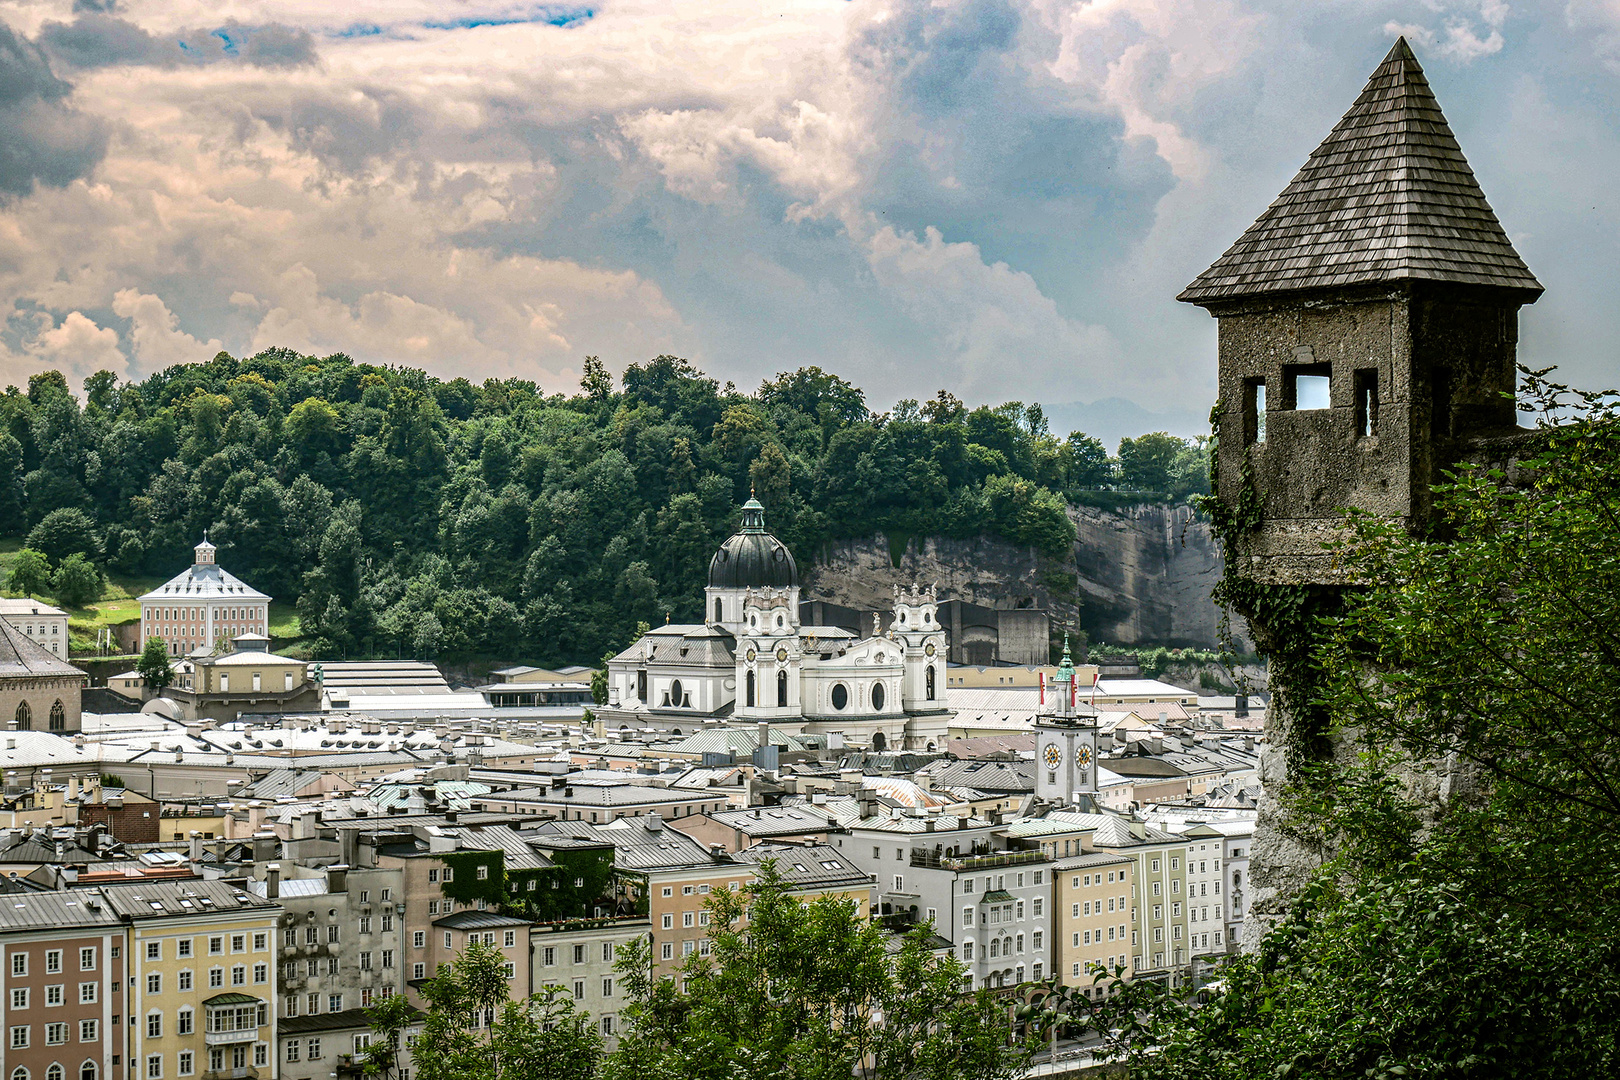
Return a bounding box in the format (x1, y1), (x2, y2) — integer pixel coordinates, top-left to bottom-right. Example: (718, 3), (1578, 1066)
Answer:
(202, 1069), (258, 1080)
(909, 848), (1047, 872)
(204, 1028), (262, 1047)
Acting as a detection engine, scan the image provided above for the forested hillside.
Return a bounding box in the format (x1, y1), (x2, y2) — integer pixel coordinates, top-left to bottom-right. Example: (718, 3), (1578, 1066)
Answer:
(1, 351), (1206, 663)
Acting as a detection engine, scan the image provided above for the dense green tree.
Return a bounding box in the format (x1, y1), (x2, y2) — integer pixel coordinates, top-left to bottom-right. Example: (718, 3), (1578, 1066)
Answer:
(408, 942), (601, 1080)
(7, 548), (51, 596)
(606, 861), (1031, 1080)
(26, 507), (100, 563)
(53, 552), (104, 607)
(137, 638), (174, 691)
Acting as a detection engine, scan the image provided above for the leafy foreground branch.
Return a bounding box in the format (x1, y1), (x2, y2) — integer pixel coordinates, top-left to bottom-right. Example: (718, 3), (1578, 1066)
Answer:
(365, 862), (1033, 1080)
(1083, 375), (1620, 1078)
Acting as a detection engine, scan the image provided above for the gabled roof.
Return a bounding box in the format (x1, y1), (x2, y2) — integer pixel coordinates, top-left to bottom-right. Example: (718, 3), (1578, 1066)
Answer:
(0, 618), (85, 679)
(1180, 38), (1541, 305)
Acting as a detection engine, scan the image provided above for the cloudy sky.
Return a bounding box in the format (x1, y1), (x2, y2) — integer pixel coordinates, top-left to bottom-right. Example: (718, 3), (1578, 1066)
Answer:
(0, 1), (1617, 438)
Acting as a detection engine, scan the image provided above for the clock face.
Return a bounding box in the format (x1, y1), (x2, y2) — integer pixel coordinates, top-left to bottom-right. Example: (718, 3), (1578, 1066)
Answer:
(1042, 744), (1062, 768)
(925, 642), (936, 657)
(746, 648), (757, 663)
(775, 646), (788, 663)
(1075, 745), (1093, 767)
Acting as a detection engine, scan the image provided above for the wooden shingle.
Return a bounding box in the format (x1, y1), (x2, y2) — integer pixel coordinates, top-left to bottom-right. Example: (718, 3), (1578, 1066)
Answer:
(1179, 38), (1541, 304)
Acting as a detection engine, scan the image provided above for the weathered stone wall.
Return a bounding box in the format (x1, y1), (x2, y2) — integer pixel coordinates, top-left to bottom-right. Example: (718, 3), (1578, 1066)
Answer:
(801, 503), (1244, 651)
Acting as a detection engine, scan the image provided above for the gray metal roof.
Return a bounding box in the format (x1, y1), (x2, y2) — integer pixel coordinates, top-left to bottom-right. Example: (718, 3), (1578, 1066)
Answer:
(139, 561), (269, 602)
(96, 877), (281, 918)
(1180, 38), (1542, 305)
(733, 842), (873, 891)
(0, 889), (125, 931)
(540, 818), (729, 873)
(434, 910), (533, 929)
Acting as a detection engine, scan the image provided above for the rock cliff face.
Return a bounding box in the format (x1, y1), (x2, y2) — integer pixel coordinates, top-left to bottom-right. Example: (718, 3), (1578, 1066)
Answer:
(801, 504), (1241, 650)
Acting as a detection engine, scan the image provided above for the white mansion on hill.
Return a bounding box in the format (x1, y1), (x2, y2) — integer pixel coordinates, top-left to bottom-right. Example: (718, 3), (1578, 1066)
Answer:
(598, 498), (952, 751)
(139, 537), (271, 655)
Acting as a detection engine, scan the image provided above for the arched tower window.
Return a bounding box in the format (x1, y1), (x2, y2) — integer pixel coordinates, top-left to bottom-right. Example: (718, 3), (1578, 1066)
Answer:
(776, 670), (787, 707)
(872, 731), (887, 752)
(926, 666), (936, 700)
(714, 598), (722, 623)
(49, 700), (65, 731)
(14, 700), (30, 730)
(746, 671), (755, 708)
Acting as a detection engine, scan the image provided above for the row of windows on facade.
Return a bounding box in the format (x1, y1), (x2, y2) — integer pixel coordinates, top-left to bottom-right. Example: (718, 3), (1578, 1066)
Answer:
(4, 1020), (101, 1045)
(958, 930), (1044, 962)
(122, 1045), (269, 1080)
(15, 624), (61, 635)
(137, 933), (268, 961)
(12, 699), (67, 731)
(284, 986), (393, 1018)
(5, 1062), (98, 1080)
(9, 946), (109, 976)
(145, 608), (264, 622)
(284, 1033), (400, 1064)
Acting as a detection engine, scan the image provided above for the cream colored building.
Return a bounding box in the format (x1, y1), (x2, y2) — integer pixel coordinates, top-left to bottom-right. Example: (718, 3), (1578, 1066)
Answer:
(139, 539), (270, 657)
(1054, 852), (1134, 997)
(0, 599), (69, 658)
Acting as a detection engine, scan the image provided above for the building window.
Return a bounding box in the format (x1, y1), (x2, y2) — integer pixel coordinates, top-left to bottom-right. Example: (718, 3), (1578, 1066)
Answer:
(47, 984), (63, 1005)
(177, 1055), (192, 1079)
(79, 982), (97, 1004)
(80, 1020), (98, 1042)
(413, 963), (426, 980)
(80, 948), (96, 971)
(11, 987), (27, 1009)
(413, 932), (426, 948)
(208, 969), (222, 988)
(177, 1010), (192, 1035)
(146, 1056), (161, 1080)
(147, 1014), (162, 1038)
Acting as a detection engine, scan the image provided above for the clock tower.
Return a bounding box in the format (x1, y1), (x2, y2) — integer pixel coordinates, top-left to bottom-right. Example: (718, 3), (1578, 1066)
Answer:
(1034, 639), (1099, 806)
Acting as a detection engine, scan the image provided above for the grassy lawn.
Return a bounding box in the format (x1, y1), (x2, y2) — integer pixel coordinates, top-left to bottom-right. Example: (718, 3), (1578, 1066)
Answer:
(268, 601), (302, 639)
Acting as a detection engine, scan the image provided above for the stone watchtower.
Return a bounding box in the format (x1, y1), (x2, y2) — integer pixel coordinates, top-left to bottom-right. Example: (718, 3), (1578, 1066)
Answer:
(1179, 39), (1541, 940)
(1181, 38), (1542, 583)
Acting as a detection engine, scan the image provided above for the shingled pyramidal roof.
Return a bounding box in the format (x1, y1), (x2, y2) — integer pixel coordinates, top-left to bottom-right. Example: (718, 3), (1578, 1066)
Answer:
(1179, 38), (1541, 305)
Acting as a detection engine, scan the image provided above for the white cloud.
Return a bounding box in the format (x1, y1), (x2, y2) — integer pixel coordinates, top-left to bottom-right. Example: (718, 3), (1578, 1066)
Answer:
(112, 289), (225, 371)
(863, 223), (1124, 402)
(1386, 1), (1510, 62)
(0, 310), (129, 391)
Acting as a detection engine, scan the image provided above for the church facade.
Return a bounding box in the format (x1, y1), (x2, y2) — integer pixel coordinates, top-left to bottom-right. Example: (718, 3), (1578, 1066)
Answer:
(599, 499), (952, 750)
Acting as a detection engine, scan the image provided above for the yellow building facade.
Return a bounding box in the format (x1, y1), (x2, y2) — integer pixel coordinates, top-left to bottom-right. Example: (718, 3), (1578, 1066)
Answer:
(100, 882), (281, 1080)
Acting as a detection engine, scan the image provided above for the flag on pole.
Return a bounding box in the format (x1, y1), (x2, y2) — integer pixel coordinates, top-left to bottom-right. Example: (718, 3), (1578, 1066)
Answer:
(1090, 671), (1100, 708)
(1039, 672), (1045, 705)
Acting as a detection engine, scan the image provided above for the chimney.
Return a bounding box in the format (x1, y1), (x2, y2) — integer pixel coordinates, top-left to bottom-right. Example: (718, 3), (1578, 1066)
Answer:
(252, 830), (277, 864)
(266, 863), (281, 900)
(327, 863), (348, 894)
(1234, 694), (1249, 718)
(757, 721), (770, 753)
(644, 812), (663, 832)
(189, 831), (202, 862)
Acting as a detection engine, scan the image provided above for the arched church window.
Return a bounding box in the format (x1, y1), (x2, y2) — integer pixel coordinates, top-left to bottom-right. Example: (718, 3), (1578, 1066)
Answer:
(872, 731), (886, 751)
(831, 684), (848, 711)
(50, 700), (65, 731)
(47, 1065), (63, 1080)
(14, 700), (30, 730)
(776, 671), (787, 707)
(871, 682), (885, 711)
(714, 598), (722, 623)
(746, 671), (755, 708)
(926, 666), (936, 701)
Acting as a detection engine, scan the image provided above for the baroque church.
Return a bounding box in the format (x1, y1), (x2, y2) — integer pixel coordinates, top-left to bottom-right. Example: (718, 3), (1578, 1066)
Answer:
(599, 498), (952, 750)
